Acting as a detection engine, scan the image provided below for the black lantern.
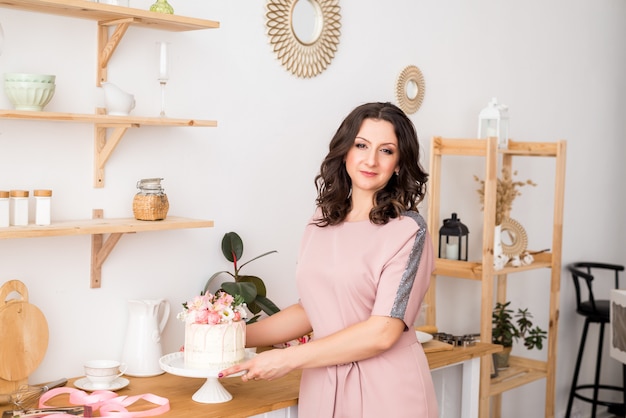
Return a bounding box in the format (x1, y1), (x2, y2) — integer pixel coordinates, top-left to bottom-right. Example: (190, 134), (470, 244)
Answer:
(438, 213), (469, 261)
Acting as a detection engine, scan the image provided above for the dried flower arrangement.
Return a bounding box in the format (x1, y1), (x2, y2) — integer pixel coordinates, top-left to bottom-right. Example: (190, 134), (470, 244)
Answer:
(473, 168), (536, 225)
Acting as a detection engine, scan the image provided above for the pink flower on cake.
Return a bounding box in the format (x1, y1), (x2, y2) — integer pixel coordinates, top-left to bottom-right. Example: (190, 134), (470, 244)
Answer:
(206, 310), (222, 325)
(177, 290), (247, 324)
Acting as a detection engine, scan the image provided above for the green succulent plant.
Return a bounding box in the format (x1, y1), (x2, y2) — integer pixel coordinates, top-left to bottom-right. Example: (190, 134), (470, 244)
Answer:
(492, 301), (547, 349)
(204, 231), (280, 323)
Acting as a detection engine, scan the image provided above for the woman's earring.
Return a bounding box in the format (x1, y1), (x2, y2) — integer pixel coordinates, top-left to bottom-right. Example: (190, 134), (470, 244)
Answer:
(347, 187), (352, 199)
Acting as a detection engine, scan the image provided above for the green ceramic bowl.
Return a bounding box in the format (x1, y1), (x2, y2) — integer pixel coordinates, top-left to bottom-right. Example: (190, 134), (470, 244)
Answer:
(4, 73), (56, 84)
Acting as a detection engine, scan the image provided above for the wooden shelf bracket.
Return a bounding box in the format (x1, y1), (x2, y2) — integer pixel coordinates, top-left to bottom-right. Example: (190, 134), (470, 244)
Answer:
(90, 209), (132, 288)
(97, 18), (135, 85)
(94, 117), (136, 187)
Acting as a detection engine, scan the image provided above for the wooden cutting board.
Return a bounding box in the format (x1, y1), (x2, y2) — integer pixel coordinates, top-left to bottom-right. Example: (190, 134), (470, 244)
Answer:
(423, 339), (454, 353)
(0, 280), (49, 394)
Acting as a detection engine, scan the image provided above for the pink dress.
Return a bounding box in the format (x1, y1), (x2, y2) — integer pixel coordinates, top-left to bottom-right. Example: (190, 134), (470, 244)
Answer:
(296, 210), (438, 418)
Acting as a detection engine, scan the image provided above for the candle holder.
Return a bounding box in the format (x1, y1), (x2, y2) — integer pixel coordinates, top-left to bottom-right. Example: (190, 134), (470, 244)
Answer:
(438, 213), (469, 261)
(478, 97), (509, 149)
(156, 41), (171, 117)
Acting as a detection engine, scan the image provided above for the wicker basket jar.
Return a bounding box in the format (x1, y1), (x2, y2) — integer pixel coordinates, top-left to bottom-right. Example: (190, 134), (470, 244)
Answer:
(133, 178), (169, 221)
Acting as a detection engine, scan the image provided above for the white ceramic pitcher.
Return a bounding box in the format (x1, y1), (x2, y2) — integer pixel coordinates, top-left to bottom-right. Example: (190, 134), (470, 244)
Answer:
(121, 299), (170, 377)
(101, 82), (135, 116)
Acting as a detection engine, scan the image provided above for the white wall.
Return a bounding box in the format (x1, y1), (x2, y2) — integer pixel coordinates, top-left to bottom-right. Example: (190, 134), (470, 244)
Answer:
(0, 1), (624, 417)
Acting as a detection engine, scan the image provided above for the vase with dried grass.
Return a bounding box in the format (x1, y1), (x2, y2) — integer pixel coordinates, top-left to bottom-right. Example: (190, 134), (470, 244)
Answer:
(474, 168), (536, 267)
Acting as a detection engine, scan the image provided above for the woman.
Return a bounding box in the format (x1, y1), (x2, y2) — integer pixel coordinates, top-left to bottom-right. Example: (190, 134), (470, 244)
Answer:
(220, 102), (438, 418)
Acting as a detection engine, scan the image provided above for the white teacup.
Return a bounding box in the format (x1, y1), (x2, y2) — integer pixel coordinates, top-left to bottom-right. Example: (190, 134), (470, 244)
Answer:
(84, 360), (127, 389)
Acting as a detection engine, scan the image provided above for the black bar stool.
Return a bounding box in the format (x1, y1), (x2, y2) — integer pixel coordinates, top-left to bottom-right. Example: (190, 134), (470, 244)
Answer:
(566, 262), (625, 418)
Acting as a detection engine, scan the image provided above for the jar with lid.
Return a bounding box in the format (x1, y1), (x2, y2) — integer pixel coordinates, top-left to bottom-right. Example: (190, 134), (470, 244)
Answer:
(133, 178), (169, 221)
(34, 189), (52, 226)
(9, 190), (29, 226)
(0, 191), (9, 227)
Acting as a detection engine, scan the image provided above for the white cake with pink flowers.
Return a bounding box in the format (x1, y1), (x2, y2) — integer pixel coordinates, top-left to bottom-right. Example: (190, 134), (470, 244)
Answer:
(178, 291), (247, 370)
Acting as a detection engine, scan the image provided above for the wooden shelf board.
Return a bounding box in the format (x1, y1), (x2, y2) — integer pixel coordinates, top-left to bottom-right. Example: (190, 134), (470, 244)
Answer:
(431, 137), (563, 158)
(427, 343), (502, 371)
(504, 140), (561, 157)
(0, 216), (214, 239)
(0, 110), (217, 127)
(431, 137), (488, 157)
(434, 252), (553, 279)
(0, 0), (219, 31)
(489, 356), (548, 396)
(434, 259), (483, 280)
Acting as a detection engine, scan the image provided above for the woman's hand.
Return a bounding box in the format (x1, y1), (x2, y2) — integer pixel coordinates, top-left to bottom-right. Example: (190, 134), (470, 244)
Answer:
(219, 348), (295, 382)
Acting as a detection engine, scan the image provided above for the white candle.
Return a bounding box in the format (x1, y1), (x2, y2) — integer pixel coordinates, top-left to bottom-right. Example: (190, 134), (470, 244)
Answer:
(487, 126), (497, 137)
(158, 42), (169, 81)
(446, 243), (459, 260)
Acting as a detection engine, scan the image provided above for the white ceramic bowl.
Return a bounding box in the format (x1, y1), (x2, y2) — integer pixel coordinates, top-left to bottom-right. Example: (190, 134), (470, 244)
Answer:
(4, 73), (56, 84)
(4, 81), (56, 111)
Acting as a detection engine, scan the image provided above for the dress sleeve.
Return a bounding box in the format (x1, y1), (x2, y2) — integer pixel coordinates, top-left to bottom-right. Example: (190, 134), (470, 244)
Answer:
(370, 213), (434, 329)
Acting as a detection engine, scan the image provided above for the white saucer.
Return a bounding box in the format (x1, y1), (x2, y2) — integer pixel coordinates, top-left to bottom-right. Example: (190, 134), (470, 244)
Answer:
(74, 377), (129, 392)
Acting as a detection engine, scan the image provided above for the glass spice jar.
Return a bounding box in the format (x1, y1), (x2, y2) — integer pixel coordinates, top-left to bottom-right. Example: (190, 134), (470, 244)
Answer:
(133, 178), (169, 221)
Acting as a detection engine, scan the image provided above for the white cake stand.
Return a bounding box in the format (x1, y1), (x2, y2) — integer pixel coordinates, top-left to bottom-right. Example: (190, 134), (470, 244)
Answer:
(159, 351), (252, 404)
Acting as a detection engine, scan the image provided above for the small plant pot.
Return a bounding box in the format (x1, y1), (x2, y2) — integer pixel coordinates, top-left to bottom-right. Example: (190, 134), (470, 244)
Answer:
(493, 346), (512, 370)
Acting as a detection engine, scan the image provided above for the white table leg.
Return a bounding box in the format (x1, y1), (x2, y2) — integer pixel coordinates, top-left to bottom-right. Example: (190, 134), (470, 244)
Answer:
(460, 357), (480, 418)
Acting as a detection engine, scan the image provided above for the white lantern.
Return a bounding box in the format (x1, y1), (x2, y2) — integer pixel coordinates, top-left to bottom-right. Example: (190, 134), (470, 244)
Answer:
(478, 97), (509, 149)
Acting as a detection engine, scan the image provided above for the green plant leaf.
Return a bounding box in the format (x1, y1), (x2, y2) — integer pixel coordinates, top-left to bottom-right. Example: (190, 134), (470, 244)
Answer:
(203, 271), (235, 294)
(221, 281), (257, 304)
(238, 275), (267, 296)
(238, 250), (278, 271)
(222, 232), (243, 263)
(254, 295), (281, 316)
(246, 314), (262, 324)
(246, 300), (262, 315)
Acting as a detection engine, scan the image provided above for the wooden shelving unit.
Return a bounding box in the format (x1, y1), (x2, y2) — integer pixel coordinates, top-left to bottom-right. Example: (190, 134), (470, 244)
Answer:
(0, 1), (218, 286)
(425, 136), (567, 418)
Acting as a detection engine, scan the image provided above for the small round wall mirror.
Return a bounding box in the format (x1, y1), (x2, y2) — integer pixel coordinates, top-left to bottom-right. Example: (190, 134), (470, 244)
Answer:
(396, 65), (425, 114)
(291, 0), (321, 44)
(266, 0), (341, 78)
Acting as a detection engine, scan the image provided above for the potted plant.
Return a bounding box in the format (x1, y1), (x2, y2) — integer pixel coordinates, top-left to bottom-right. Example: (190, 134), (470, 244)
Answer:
(204, 231), (280, 323)
(491, 301), (547, 369)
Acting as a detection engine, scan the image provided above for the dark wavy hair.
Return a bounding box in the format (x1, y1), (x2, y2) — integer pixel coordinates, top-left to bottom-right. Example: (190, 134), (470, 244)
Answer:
(314, 102), (428, 226)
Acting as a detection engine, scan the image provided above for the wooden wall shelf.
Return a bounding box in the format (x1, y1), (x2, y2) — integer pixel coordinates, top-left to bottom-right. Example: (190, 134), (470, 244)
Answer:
(0, 110), (218, 187)
(0, 209), (214, 288)
(0, 0), (219, 31)
(0, 110), (217, 127)
(0, 215), (214, 239)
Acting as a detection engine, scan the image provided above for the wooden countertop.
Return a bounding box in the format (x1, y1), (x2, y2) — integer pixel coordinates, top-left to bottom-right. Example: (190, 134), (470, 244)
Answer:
(47, 343), (500, 418)
(426, 342), (502, 370)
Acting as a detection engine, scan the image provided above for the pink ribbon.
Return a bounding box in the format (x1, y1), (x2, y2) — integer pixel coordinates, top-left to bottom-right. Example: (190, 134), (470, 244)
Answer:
(37, 387), (170, 417)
